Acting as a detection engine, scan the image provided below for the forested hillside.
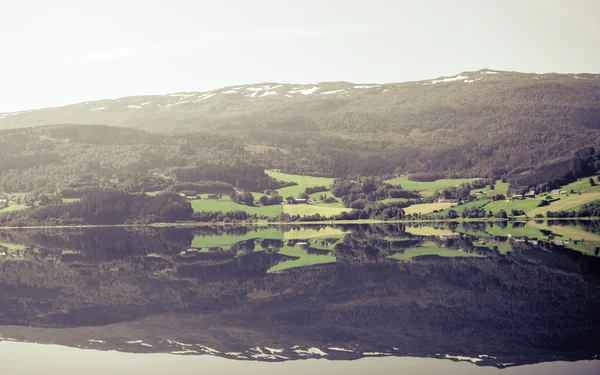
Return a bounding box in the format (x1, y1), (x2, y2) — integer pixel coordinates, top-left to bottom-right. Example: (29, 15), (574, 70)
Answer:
(0, 70), (599, 195)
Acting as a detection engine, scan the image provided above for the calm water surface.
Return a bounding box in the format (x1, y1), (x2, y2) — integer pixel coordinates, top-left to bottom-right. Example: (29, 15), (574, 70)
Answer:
(1, 222), (599, 373)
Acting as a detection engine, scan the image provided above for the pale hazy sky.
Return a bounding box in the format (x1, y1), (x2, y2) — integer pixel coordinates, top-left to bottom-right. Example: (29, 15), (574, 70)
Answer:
(0, 0), (599, 112)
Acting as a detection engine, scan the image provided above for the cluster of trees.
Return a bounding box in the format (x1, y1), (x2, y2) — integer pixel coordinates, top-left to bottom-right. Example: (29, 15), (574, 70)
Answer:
(0, 188), (194, 226)
(304, 186), (329, 195)
(258, 192), (283, 206)
(171, 163), (292, 192)
(431, 179), (491, 202)
(332, 177), (420, 208)
(459, 207), (508, 219)
(229, 190), (255, 206)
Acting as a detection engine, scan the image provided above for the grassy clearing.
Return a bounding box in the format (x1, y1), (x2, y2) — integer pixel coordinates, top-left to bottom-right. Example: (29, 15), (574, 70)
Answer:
(385, 176), (479, 195)
(308, 191), (346, 207)
(470, 181), (510, 197)
(526, 193), (600, 217)
(283, 204), (350, 217)
(528, 221), (600, 243)
(378, 197), (410, 205)
(145, 191), (163, 197)
(403, 202), (454, 215)
(191, 196), (282, 217)
(62, 198), (80, 203)
(484, 198), (546, 215)
(191, 228), (283, 250)
(268, 245), (336, 273)
(0, 204), (29, 214)
(403, 226), (457, 236)
(559, 178), (600, 194)
(283, 227), (346, 240)
(389, 246), (483, 261)
(486, 223), (545, 238)
(0, 242), (27, 251)
(61, 250), (78, 255)
(527, 221), (600, 256)
(265, 170), (334, 198)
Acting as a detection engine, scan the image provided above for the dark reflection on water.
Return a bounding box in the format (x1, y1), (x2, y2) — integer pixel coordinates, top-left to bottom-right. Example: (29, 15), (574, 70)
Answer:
(0, 222), (600, 369)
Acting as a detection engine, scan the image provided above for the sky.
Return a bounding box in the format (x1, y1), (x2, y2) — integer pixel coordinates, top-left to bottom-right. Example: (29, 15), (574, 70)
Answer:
(0, 0), (599, 112)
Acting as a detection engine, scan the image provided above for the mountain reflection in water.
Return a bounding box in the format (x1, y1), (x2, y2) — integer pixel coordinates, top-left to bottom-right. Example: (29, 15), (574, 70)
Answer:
(0, 222), (599, 370)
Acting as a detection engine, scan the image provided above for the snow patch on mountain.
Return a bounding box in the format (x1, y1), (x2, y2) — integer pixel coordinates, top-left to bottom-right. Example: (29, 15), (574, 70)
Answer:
(166, 101), (189, 108)
(320, 89), (345, 95)
(428, 75), (469, 84)
(193, 93), (216, 102)
(168, 93), (196, 98)
(288, 87), (320, 95)
(259, 91), (278, 97)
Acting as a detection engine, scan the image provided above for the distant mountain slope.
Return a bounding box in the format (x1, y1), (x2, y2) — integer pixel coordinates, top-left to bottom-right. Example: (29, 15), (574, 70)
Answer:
(2, 70), (598, 133)
(1, 70), (600, 185)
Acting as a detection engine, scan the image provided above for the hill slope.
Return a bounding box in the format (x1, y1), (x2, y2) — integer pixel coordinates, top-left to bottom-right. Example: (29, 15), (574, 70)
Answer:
(1, 70), (600, 184)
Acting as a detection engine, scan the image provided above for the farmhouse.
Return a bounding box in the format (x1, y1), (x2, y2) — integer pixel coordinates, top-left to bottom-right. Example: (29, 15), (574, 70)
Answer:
(185, 195), (198, 201)
(286, 197), (308, 204)
(524, 191), (536, 198)
(0, 199), (7, 209)
(510, 194), (524, 200)
(551, 189), (561, 195)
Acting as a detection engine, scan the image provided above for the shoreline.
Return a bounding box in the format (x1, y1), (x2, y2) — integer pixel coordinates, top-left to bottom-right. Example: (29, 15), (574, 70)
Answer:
(0, 216), (599, 230)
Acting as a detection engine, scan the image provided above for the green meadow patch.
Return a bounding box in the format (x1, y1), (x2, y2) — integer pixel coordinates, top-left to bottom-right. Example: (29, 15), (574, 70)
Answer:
(268, 245), (336, 273)
(191, 196), (282, 217)
(384, 176), (479, 195)
(389, 246), (483, 261)
(191, 228), (283, 250)
(266, 170), (335, 198)
(0, 204), (30, 214)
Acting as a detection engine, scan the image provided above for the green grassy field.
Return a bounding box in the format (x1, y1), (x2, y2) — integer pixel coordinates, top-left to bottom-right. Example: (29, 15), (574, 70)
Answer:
(528, 221), (600, 242)
(145, 191), (163, 197)
(266, 170), (335, 198)
(268, 245), (336, 273)
(191, 228), (283, 250)
(308, 191), (346, 207)
(378, 197), (410, 205)
(526, 193), (600, 217)
(385, 176), (479, 195)
(0, 204), (29, 214)
(191, 196), (283, 217)
(559, 178), (600, 194)
(403, 202), (454, 215)
(486, 223), (545, 238)
(62, 198), (80, 203)
(283, 227), (346, 240)
(0, 242), (27, 251)
(389, 246), (483, 261)
(283, 203), (351, 217)
(403, 226), (457, 236)
(484, 197), (546, 215)
(470, 181), (510, 197)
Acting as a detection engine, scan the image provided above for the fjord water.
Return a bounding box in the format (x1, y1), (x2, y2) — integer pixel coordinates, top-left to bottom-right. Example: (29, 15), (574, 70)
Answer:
(1, 222), (600, 373)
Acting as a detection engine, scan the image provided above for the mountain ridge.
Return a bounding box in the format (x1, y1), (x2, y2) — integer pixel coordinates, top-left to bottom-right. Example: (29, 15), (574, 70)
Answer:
(2, 69), (598, 132)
